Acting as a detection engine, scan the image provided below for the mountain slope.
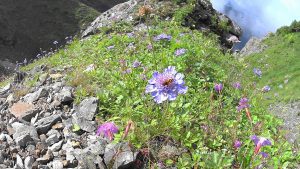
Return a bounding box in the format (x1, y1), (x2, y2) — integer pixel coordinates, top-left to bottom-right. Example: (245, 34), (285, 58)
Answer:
(0, 1), (299, 168)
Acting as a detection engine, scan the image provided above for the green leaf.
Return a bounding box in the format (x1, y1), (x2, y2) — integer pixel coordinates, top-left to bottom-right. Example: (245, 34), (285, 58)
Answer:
(72, 124), (81, 132)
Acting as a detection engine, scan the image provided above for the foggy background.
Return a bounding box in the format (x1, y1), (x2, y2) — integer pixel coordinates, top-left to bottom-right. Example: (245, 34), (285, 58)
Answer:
(211, 0), (300, 48)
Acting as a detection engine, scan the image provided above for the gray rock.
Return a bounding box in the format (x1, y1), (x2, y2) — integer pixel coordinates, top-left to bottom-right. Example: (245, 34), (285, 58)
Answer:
(37, 165), (50, 169)
(15, 154), (24, 169)
(82, 0), (140, 37)
(49, 140), (63, 152)
(12, 123), (39, 147)
(76, 97), (99, 121)
(0, 83), (11, 95)
(239, 37), (267, 57)
(72, 115), (96, 133)
(46, 129), (61, 138)
(23, 87), (48, 103)
(114, 151), (135, 168)
(73, 149), (106, 169)
(24, 156), (35, 169)
(36, 150), (53, 164)
(73, 149), (96, 169)
(52, 160), (63, 169)
(35, 114), (61, 134)
(85, 135), (107, 155)
(104, 142), (132, 167)
(62, 140), (75, 162)
(0, 151), (5, 164)
(57, 87), (73, 103)
(45, 134), (60, 146)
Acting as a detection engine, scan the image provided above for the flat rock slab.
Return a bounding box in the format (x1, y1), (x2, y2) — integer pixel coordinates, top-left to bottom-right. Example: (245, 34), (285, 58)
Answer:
(76, 97), (99, 121)
(10, 102), (38, 121)
(35, 114), (61, 134)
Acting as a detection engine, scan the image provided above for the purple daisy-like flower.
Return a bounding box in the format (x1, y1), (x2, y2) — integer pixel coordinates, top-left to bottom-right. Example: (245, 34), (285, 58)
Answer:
(233, 82), (241, 89)
(262, 85), (271, 92)
(145, 66), (188, 104)
(132, 60), (142, 68)
(251, 135), (272, 154)
(253, 68), (262, 77)
(154, 33), (172, 41)
(234, 140), (242, 149)
(174, 48), (186, 56)
(96, 122), (119, 141)
(237, 97), (249, 111)
(214, 83), (223, 94)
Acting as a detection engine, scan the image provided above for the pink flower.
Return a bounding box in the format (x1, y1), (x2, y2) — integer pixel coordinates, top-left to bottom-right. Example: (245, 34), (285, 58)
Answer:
(96, 122), (119, 141)
(234, 140), (242, 149)
(214, 83), (223, 94)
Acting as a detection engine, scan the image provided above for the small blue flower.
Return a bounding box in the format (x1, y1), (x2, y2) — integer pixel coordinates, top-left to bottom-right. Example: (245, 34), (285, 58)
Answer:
(174, 48), (186, 56)
(154, 33), (172, 41)
(145, 66), (188, 104)
(253, 68), (262, 77)
(262, 85), (271, 92)
(107, 45), (115, 50)
(132, 60), (142, 68)
(259, 152), (269, 158)
(232, 82), (241, 89)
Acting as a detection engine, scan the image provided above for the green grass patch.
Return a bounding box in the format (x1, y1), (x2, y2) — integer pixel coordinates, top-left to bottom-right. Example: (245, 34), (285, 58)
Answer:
(19, 21), (299, 168)
(242, 32), (300, 103)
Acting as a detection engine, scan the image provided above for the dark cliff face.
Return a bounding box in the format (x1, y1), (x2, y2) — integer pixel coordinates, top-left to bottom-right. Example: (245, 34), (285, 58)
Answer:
(0, 0), (126, 64)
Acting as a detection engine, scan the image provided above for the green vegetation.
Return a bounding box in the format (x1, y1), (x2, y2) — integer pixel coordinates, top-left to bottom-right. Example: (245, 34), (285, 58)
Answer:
(242, 31), (300, 103)
(18, 19), (299, 168)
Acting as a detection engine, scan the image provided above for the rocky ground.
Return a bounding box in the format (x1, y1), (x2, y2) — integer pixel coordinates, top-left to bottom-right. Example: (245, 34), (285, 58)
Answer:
(0, 66), (139, 169)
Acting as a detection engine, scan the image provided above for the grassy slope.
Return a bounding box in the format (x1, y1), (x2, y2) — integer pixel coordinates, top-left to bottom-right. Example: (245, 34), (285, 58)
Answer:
(14, 20), (298, 168)
(242, 32), (300, 103)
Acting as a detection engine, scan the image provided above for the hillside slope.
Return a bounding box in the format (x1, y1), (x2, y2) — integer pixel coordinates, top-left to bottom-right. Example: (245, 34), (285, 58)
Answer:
(0, 1), (299, 168)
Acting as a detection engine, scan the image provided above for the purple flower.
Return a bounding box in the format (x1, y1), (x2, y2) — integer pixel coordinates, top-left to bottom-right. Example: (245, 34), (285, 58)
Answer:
(96, 122), (119, 141)
(237, 97), (249, 111)
(132, 60), (142, 68)
(262, 85), (271, 92)
(214, 83), (223, 94)
(119, 59), (126, 66)
(145, 66), (188, 104)
(127, 32), (134, 38)
(107, 45), (115, 50)
(147, 44), (153, 50)
(259, 152), (269, 158)
(174, 48), (186, 56)
(154, 33), (172, 41)
(251, 135), (272, 154)
(233, 82), (241, 89)
(122, 68), (132, 74)
(234, 140), (242, 149)
(253, 68), (262, 77)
